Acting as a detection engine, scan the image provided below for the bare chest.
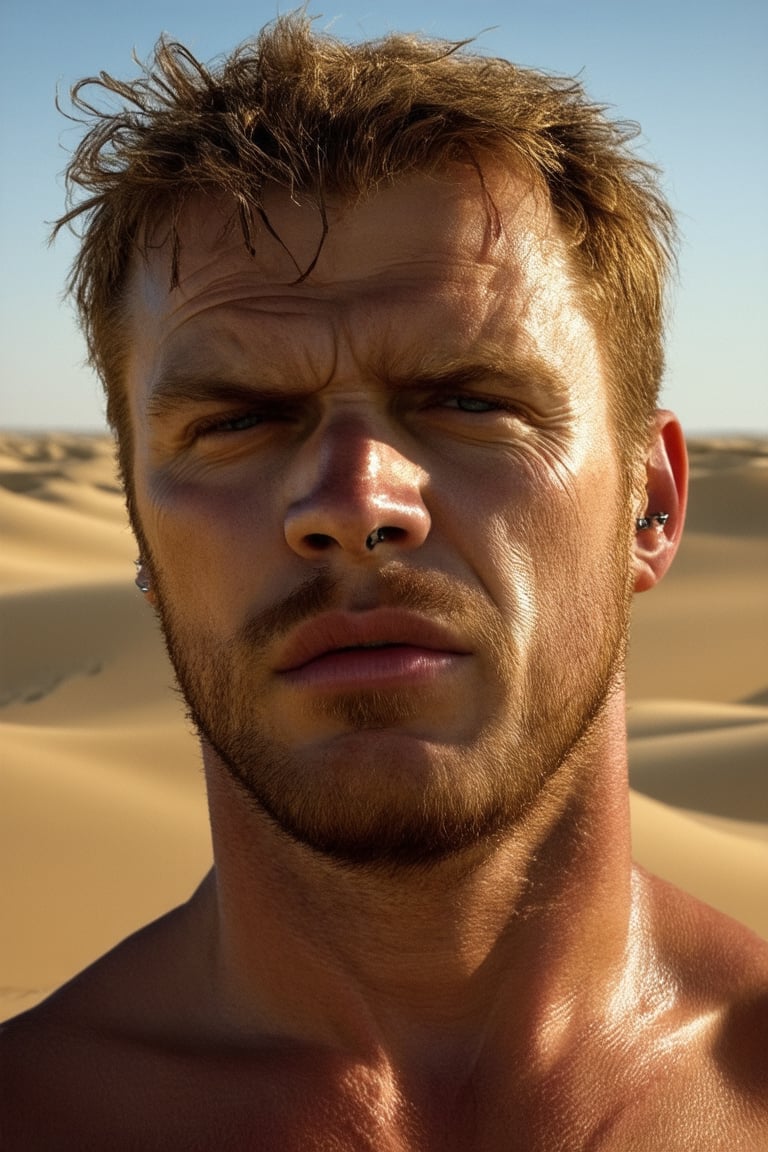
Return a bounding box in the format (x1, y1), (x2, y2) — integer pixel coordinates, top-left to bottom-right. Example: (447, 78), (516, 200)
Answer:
(3, 1038), (764, 1151)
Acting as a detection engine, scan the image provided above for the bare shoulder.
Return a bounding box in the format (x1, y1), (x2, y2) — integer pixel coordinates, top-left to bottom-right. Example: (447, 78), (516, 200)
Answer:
(0, 891), (217, 1149)
(640, 864), (768, 997)
(1, 887), (205, 1036)
(0, 905), (359, 1152)
(637, 867), (768, 1137)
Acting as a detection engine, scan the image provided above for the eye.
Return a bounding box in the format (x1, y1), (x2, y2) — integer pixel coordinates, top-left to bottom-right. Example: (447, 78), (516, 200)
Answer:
(439, 394), (510, 414)
(204, 412), (264, 434)
(442, 396), (502, 414)
(193, 405), (290, 439)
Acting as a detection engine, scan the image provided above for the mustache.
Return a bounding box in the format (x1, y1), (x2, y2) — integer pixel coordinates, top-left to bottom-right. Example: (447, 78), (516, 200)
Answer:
(236, 565), (504, 654)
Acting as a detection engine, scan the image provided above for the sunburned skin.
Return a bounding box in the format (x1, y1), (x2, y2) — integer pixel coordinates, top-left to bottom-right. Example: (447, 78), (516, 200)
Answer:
(2, 165), (766, 1151)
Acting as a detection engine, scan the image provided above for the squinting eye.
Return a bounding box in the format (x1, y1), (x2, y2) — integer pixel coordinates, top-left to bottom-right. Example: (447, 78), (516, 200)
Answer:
(217, 413), (263, 432)
(443, 395), (501, 413)
(196, 411), (266, 437)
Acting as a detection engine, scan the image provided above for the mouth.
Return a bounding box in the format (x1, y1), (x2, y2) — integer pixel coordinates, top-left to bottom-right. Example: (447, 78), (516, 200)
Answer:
(273, 610), (470, 691)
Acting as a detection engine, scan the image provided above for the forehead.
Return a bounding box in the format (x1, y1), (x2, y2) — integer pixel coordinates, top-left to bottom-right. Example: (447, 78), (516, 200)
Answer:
(124, 164), (598, 408)
(129, 164), (563, 317)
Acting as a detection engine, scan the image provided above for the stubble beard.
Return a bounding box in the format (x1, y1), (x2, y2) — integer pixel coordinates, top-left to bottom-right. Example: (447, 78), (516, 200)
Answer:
(147, 543), (633, 871)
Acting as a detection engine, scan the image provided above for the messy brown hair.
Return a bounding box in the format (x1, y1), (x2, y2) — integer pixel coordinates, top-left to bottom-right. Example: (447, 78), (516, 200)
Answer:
(55, 12), (676, 487)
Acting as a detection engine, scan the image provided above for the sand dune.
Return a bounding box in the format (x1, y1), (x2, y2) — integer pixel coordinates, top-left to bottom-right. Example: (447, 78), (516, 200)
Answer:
(1, 431), (766, 1020)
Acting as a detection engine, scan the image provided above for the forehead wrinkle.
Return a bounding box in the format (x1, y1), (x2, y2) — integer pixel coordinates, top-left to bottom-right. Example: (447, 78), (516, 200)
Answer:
(132, 253), (529, 390)
(131, 192), (539, 333)
(130, 161), (557, 313)
(152, 249), (516, 316)
(155, 319), (337, 389)
(144, 250), (574, 403)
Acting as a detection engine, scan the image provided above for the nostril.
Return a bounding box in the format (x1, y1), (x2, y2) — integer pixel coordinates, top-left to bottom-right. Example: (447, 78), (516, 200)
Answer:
(304, 533), (335, 552)
(366, 526), (406, 550)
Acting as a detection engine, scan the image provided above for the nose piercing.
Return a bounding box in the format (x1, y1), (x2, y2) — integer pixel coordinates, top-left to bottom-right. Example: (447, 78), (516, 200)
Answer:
(635, 512), (669, 531)
(365, 527), (388, 551)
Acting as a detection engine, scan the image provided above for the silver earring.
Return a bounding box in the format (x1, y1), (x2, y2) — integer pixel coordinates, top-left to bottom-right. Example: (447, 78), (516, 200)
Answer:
(134, 558), (151, 593)
(365, 528), (387, 551)
(635, 512), (669, 531)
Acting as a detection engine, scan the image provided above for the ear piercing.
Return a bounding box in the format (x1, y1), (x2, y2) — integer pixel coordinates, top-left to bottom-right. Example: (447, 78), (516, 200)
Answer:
(365, 527), (388, 551)
(134, 558), (151, 593)
(635, 512), (669, 531)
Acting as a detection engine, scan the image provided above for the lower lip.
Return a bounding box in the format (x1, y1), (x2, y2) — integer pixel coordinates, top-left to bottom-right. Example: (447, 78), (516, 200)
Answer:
(279, 646), (465, 691)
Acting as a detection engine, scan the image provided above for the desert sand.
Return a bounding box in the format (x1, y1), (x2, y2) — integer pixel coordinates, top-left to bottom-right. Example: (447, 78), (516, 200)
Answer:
(1, 432), (766, 1022)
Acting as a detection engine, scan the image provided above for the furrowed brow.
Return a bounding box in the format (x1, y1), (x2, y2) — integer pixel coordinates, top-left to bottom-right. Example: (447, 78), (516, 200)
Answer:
(385, 351), (568, 398)
(145, 350), (568, 419)
(145, 375), (270, 420)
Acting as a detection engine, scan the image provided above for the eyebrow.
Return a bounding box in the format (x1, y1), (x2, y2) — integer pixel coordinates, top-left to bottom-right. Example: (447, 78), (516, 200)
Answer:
(384, 352), (568, 398)
(146, 376), (275, 421)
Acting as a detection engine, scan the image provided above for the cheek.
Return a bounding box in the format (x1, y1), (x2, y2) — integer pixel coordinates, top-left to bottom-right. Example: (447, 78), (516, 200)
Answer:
(138, 466), (287, 622)
(480, 517), (541, 645)
(477, 454), (626, 636)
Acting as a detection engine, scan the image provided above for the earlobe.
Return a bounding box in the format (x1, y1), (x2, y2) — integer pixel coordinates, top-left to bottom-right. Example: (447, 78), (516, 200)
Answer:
(134, 558), (157, 606)
(632, 411), (688, 594)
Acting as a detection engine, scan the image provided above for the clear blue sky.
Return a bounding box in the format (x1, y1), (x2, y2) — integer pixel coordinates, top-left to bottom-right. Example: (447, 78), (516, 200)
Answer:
(1, 0), (765, 433)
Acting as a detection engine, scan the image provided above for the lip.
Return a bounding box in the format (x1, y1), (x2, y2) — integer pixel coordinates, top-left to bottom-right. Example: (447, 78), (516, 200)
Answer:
(273, 609), (471, 688)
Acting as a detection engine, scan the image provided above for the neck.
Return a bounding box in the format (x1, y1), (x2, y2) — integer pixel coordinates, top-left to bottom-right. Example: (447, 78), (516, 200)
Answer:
(192, 696), (637, 1081)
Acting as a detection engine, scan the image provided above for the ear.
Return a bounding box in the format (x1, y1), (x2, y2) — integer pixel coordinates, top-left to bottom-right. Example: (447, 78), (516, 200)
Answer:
(632, 410), (688, 594)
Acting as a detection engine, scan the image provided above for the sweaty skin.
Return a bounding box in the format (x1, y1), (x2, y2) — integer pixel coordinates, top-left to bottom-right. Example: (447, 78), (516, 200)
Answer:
(2, 167), (767, 1151)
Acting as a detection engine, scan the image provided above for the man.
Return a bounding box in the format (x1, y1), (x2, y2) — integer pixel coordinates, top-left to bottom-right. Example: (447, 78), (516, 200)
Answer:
(2, 15), (766, 1149)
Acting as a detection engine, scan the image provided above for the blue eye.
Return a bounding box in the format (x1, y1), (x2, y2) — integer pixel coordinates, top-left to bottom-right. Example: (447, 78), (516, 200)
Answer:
(443, 395), (500, 412)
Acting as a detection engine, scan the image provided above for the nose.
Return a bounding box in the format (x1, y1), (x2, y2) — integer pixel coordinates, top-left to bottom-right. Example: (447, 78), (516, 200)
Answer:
(283, 416), (431, 561)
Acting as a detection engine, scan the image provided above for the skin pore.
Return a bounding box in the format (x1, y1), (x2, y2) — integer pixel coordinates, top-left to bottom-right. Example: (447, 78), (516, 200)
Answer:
(2, 164), (766, 1151)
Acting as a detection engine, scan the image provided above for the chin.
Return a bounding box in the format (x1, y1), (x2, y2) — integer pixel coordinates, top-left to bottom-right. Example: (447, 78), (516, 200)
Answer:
(201, 716), (546, 873)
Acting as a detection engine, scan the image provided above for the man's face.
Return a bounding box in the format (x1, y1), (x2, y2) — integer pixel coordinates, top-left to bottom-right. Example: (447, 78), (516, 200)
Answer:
(125, 166), (634, 866)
